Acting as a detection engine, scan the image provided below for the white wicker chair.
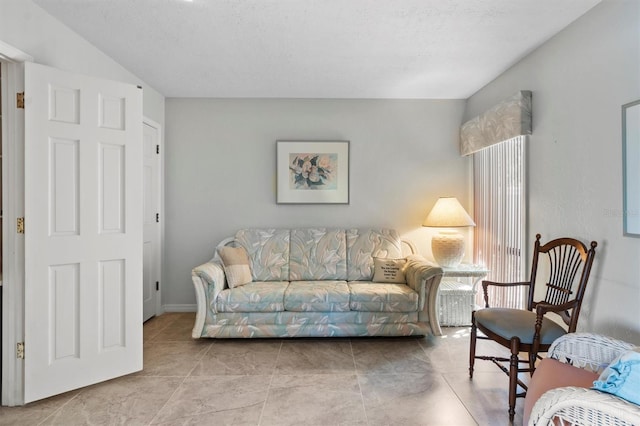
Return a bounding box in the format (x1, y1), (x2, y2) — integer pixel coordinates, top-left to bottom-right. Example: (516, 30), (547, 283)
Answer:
(529, 333), (640, 426)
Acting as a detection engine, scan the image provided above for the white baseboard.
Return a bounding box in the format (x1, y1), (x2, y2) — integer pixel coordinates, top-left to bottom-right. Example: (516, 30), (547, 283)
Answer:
(162, 304), (197, 312)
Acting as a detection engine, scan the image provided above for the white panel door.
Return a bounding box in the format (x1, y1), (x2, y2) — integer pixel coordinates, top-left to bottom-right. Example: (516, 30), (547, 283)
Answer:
(142, 120), (160, 322)
(23, 62), (143, 403)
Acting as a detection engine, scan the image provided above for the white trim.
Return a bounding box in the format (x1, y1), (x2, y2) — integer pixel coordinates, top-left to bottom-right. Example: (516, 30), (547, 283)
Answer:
(162, 304), (197, 313)
(0, 41), (33, 63)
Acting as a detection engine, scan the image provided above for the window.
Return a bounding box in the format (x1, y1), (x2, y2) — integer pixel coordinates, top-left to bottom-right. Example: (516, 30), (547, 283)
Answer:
(473, 135), (527, 308)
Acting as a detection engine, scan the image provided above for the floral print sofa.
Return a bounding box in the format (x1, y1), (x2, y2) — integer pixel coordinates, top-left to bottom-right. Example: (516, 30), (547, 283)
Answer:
(191, 228), (444, 338)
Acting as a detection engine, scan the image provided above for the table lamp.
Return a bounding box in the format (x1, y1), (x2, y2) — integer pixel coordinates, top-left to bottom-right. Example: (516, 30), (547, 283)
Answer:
(423, 197), (475, 267)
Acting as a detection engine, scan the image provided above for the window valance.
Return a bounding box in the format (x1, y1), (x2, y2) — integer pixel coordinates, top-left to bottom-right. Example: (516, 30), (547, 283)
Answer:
(460, 90), (532, 156)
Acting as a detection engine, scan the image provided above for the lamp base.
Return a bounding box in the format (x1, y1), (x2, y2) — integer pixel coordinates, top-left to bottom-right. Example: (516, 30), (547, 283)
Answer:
(432, 231), (465, 267)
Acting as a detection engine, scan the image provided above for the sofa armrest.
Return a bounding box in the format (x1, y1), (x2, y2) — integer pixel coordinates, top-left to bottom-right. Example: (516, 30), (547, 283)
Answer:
(548, 333), (636, 373)
(529, 386), (640, 426)
(404, 255), (444, 336)
(191, 260), (226, 338)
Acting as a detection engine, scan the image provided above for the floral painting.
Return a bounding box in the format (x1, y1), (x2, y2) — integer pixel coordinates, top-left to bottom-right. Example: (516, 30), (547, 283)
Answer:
(277, 141), (349, 204)
(289, 153), (338, 190)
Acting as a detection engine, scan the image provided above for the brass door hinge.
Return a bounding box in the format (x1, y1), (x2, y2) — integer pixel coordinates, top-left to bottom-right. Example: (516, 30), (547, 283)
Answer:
(17, 342), (25, 359)
(17, 217), (25, 234)
(16, 92), (25, 109)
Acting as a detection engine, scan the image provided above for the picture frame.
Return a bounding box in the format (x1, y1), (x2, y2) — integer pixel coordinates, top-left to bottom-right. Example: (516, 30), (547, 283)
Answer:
(276, 140), (350, 204)
(623, 99), (640, 237)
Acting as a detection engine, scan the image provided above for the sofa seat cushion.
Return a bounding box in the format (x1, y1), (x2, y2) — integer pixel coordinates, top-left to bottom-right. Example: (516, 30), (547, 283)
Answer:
(215, 281), (288, 313)
(523, 357), (599, 426)
(284, 280), (351, 312)
(348, 282), (419, 312)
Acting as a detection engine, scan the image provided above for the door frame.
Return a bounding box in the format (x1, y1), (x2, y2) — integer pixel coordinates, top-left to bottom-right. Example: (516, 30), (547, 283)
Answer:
(143, 116), (164, 319)
(0, 41), (32, 406)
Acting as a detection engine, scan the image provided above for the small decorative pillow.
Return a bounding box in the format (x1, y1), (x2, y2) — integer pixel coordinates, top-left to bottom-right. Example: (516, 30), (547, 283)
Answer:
(372, 257), (407, 283)
(218, 246), (252, 288)
(592, 347), (640, 405)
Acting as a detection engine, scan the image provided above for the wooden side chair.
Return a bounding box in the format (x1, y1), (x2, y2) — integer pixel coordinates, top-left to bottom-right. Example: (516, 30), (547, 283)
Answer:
(469, 234), (598, 420)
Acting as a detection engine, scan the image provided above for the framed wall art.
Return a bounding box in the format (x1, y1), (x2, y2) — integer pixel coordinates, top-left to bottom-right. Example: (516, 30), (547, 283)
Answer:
(276, 140), (350, 204)
(623, 99), (640, 236)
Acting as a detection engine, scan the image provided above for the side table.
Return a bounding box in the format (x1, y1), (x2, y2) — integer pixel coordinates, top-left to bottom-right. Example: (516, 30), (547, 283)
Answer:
(436, 263), (489, 330)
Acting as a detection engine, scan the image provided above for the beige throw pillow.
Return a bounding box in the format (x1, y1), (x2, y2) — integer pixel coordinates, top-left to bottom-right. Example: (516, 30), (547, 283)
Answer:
(218, 246), (252, 288)
(372, 257), (407, 283)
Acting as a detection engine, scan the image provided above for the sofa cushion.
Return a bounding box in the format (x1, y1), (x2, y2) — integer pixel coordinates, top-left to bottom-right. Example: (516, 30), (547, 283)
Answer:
(284, 281), (351, 312)
(217, 246), (252, 288)
(349, 282), (419, 312)
(290, 228), (347, 280)
(235, 229), (290, 281)
(215, 281), (288, 313)
(372, 257), (407, 283)
(346, 229), (403, 281)
(523, 357), (599, 426)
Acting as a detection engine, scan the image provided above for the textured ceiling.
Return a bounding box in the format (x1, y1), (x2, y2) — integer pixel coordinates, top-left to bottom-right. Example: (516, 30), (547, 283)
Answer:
(33, 0), (601, 99)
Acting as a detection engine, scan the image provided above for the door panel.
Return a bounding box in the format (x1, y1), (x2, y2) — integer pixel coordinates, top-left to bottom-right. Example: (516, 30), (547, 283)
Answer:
(24, 62), (143, 403)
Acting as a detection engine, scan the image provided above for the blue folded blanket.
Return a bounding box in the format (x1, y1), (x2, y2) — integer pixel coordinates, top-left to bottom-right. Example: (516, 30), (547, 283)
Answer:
(593, 348), (640, 405)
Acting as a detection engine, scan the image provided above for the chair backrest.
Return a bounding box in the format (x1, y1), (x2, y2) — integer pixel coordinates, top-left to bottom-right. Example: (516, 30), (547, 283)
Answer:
(527, 234), (597, 332)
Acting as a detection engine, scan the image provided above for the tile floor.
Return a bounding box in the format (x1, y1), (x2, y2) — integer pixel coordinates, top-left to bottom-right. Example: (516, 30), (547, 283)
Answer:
(0, 313), (526, 425)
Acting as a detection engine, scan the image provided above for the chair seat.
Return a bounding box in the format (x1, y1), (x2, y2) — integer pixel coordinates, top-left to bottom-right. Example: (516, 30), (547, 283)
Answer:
(475, 308), (567, 345)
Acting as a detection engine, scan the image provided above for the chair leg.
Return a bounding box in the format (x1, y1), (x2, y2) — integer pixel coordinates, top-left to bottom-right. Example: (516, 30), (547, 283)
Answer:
(508, 336), (521, 421)
(469, 311), (477, 379)
(529, 351), (537, 376)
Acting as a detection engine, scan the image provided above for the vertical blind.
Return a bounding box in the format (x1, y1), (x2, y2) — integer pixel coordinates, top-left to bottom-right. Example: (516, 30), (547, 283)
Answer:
(473, 135), (527, 309)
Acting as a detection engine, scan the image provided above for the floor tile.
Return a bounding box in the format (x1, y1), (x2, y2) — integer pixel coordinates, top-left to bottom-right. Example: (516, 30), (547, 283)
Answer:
(359, 372), (477, 426)
(1, 314), (528, 424)
(148, 313), (198, 342)
(260, 374), (367, 426)
(0, 390), (79, 426)
(39, 376), (182, 426)
(444, 370), (526, 426)
(189, 339), (282, 376)
(351, 338), (434, 374)
(420, 327), (514, 375)
(151, 375), (271, 425)
(275, 339), (355, 375)
(144, 313), (186, 341)
(136, 340), (212, 377)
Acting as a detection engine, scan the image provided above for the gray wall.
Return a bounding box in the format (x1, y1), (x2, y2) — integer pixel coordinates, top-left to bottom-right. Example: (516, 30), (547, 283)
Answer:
(164, 99), (469, 308)
(465, 0), (640, 342)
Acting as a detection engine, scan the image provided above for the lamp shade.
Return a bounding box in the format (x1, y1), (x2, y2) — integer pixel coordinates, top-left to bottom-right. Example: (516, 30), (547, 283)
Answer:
(423, 197), (475, 228)
(423, 197), (475, 267)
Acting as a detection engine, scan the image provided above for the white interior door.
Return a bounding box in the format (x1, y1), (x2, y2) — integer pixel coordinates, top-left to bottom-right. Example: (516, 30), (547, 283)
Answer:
(143, 120), (161, 322)
(24, 62), (143, 403)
